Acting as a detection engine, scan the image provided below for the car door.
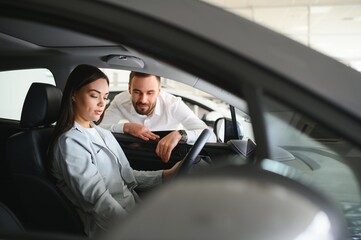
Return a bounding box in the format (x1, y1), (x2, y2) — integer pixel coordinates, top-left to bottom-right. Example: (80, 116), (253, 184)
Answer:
(112, 128), (241, 171)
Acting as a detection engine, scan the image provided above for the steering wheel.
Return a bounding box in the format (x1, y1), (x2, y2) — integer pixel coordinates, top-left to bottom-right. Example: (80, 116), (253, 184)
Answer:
(176, 128), (211, 176)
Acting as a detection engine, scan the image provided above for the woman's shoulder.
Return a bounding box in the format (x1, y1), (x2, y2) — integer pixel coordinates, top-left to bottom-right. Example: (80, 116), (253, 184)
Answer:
(58, 125), (88, 143)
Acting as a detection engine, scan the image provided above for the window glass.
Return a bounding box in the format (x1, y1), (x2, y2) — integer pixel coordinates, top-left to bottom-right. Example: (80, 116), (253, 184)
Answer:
(0, 69), (55, 120)
(102, 68), (254, 141)
(262, 95), (361, 239)
(102, 68), (235, 126)
(102, 68), (254, 140)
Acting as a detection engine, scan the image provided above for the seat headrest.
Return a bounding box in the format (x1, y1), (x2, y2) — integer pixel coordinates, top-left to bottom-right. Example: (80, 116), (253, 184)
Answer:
(20, 83), (62, 128)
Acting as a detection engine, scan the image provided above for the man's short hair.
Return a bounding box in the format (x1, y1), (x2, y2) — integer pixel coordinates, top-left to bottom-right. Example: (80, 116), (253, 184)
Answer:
(129, 71), (161, 85)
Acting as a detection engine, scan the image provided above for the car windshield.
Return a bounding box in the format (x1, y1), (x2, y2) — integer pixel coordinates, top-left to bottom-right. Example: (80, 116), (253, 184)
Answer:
(103, 64), (361, 238)
(202, 0), (361, 73)
(262, 94), (361, 238)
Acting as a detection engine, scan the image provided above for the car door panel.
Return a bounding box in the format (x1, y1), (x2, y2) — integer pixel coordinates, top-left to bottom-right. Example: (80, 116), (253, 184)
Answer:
(112, 131), (239, 171)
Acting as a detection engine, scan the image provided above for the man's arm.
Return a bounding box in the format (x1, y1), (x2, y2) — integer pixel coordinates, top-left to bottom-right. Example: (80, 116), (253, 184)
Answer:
(123, 122), (159, 141)
(155, 98), (216, 163)
(156, 130), (182, 163)
(172, 99), (216, 143)
(100, 96), (126, 133)
(101, 94), (159, 140)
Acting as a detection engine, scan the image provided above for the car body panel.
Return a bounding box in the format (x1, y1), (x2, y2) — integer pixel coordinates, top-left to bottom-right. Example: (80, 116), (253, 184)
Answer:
(0, 1), (360, 239)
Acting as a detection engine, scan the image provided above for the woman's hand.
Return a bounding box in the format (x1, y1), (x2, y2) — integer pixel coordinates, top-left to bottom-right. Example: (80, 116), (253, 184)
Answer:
(162, 161), (182, 180)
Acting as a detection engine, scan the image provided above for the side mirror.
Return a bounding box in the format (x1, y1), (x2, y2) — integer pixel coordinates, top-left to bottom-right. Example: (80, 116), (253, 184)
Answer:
(202, 111), (224, 127)
(213, 117), (243, 143)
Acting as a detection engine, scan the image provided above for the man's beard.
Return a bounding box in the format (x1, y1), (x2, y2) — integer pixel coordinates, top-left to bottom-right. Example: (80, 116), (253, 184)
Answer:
(133, 101), (156, 116)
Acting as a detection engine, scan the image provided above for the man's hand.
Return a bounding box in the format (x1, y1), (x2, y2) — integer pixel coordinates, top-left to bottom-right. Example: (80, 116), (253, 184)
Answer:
(123, 122), (160, 141)
(156, 131), (182, 163)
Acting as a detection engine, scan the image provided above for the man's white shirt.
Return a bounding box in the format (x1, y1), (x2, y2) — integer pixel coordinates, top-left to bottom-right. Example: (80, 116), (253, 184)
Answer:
(100, 90), (216, 143)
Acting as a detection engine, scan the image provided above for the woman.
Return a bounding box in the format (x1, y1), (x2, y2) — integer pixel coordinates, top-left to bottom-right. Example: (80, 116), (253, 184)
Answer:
(48, 64), (179, 237)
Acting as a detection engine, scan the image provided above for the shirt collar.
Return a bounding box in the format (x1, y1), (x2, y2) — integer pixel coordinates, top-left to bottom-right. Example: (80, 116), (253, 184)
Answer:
(73, 121), (97, 133)
(153, 98), (161, 116)
(73, 121), (107, 146)
(73, 121), (85, 133)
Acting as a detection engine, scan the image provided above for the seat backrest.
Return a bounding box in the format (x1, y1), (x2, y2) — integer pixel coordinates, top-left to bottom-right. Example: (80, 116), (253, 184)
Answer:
(6, 83), (84, 235)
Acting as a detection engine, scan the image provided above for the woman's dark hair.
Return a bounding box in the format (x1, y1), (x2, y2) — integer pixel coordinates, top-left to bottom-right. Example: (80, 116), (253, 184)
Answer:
(47, 64), (109, 168)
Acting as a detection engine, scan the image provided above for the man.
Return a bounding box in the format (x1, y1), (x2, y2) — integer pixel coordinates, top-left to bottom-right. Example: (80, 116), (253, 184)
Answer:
(100, 71), (215, 163)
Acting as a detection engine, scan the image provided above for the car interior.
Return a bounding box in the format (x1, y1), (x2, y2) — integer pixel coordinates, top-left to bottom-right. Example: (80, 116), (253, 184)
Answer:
(0, 14), (250, 237)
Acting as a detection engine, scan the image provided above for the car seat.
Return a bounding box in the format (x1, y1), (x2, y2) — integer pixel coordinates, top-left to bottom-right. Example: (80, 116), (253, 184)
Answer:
(6, 83), (84, 235)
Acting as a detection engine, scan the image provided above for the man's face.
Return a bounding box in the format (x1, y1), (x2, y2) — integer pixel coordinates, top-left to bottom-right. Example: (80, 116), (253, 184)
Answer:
(129, 75), (160, 116)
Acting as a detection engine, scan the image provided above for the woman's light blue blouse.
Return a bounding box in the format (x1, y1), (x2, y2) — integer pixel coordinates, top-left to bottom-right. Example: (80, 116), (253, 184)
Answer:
(51, 122), (162, 236)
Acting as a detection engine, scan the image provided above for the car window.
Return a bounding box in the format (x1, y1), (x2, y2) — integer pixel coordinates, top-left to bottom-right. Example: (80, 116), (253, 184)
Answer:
(103, 68), (255, 141)
(101, 68), (130, 92)
(262, 95), (361, 238)
(0, 69), (55, 120)
(102, 68), (239, 128)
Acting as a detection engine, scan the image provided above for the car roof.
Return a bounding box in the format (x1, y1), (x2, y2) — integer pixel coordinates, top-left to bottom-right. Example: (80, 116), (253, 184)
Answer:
(0, 1), (360, 105)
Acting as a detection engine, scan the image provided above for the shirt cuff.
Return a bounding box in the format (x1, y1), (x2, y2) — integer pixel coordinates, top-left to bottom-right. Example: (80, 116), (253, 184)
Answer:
(185, 129), (217, 144)
(185, 130), (197, 144)
(110, 122), (125, 133)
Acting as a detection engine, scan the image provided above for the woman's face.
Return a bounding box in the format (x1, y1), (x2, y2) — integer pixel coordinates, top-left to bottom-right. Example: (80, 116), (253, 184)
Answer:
(73, 78), (109, 128)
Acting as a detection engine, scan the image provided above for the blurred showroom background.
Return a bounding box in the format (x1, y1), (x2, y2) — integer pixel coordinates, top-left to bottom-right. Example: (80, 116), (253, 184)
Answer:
(202, 0), (361, 71)
(105, 0), (361, 107)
